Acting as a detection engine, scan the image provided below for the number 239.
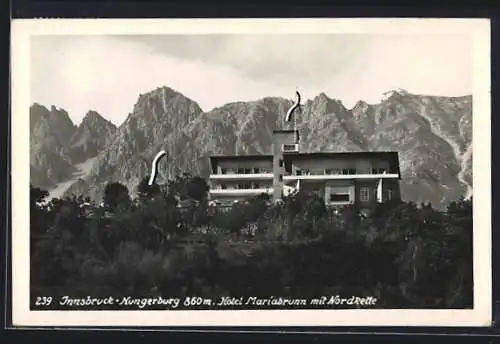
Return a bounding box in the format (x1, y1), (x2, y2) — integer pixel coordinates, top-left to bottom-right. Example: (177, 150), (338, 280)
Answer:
(35, 296), (52, 306)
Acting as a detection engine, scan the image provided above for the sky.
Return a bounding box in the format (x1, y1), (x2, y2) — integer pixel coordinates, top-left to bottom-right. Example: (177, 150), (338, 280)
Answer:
(30, 34), (473, 126)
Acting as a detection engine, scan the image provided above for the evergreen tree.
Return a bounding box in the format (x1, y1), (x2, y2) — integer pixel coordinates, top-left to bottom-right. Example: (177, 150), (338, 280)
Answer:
(103, 182), (130, 211)
(186, 176), (209, 202)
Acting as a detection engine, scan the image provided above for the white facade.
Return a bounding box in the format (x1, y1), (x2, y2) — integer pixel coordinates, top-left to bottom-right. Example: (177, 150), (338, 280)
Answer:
(208, 152), (401, 208)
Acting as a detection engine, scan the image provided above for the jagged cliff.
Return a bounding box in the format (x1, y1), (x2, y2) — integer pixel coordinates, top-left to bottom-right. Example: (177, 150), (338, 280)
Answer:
(30, 105), (117, 189)
(69, 110), (117, 164)
(30, 104), (77, 188)
(30, 86), (472, 209)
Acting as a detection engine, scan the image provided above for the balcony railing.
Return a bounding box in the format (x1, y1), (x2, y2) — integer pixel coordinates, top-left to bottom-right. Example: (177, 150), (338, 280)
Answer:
(209, 188), (274, 196)
(284, 173), (399, 180)
(210, 168), (399, 180)
(210, 173), (274, 180)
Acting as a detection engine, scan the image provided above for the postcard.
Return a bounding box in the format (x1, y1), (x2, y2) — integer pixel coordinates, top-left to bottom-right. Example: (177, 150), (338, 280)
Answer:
(11, 18), (492, 327)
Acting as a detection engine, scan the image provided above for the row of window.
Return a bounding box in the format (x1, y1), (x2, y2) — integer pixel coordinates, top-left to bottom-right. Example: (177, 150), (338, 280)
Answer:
(219, 183), (269, 190)
(359, 187), (394, 202)
(313, 187), (394, 203)
(297, 168), (388, 175)
(220, 168), (273, 174)
(214, 184), (394, 201)
(218, 167), (389, 175)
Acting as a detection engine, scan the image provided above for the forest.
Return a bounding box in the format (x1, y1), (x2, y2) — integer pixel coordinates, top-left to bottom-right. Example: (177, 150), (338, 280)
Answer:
(30, 173), (473, 309)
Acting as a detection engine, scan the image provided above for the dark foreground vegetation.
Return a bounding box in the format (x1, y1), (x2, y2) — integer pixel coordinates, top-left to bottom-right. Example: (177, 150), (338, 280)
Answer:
(30, 173), (473, 309)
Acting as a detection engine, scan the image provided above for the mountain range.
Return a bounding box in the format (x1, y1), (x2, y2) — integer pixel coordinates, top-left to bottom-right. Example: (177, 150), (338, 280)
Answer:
(29, 86), (473, 209)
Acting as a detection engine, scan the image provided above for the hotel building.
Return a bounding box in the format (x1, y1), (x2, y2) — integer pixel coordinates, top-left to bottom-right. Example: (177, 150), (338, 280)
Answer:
(208, 129), (401, 211)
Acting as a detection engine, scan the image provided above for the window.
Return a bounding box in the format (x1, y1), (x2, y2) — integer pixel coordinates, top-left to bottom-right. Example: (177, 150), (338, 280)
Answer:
(279, 174), (283, 182)
(325, 168), (332, 174)
(283, 144), (298, 152)
(329, 194), (350, 202)
(372, 168), (386, 174)
(279, 159), (284, 167)
(342, 168), (350, 175)
(348, 168), (357, 174)
(220, 168), (227, 175)
(244, 168), (251, 174)
(237, 168), (244, 174)
(221, 184), (227, 189)
(332, 168), (341, 174)
(296, 169), (302, 175)
(253, 168), (261, 174)
(387, 188), (394, 200)
(360, 187), (370, 202)
(254, 183), (260, 189)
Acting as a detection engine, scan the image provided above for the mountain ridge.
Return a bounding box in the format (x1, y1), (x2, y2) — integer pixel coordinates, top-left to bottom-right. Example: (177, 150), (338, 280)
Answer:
(30, 86), (473, 209)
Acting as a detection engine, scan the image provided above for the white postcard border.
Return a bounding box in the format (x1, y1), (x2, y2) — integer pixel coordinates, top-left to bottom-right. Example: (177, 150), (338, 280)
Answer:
(11, 18), (492, 327)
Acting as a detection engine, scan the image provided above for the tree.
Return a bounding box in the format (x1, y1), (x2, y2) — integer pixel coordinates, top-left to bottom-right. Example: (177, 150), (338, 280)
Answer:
(443, 197), (473, 307)
(186, 176), (209, 202)
(103, 182), (130, 211)
(30, 185), (50, 246)
(31, 195), (89, 293)
(30, 184), (49, 205)
(137, 176), (161, 201)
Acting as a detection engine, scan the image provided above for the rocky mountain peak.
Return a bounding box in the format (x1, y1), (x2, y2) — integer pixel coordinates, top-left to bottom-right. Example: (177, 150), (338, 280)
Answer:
(31, 102), (48, 113)
(309, 92), (348, 118)
(131, 85), (203, 127)
(30, 103), (76, 142)
(353, 100), (369, 110)
(80, 110), (115, 130)
(135, 86), (196, 107)
(381, 88), (411, 102)
(314, 92), (331, 102)
(70, 110), (118, 164)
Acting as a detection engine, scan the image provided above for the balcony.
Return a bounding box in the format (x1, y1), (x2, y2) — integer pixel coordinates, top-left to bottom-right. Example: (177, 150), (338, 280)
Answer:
(287, 168), (398, 180)
(284, 173), (399, 181)
(209, 173), (274, 180)
(209, 188), (274, 196)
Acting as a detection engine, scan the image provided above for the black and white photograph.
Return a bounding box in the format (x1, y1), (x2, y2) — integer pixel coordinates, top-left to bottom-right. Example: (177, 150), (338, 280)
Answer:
(11, 18), (491, 326)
